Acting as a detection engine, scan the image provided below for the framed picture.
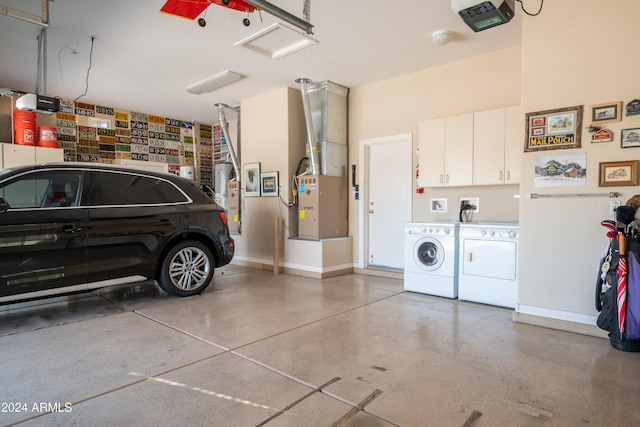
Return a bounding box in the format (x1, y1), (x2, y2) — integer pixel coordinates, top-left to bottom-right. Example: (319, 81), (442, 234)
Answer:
(261, 171), (279, 197)
(621, 128), (640, 149)
(243, 162), (261, 197)
(534, 152), (587, 188)
(525, 105), (583, 152)
(599, 160), (639, 187)
(591, 102), (622, 124)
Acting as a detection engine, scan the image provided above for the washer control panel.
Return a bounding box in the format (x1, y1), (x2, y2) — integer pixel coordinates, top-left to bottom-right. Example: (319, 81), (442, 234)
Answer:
(405, 223), (457, 237)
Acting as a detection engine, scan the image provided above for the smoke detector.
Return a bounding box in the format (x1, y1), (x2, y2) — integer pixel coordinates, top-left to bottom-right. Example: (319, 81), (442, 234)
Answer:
(431, 30), (452, 46)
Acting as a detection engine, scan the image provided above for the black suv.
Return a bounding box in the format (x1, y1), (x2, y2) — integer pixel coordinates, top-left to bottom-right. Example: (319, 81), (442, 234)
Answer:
(0, 163), (234, 303)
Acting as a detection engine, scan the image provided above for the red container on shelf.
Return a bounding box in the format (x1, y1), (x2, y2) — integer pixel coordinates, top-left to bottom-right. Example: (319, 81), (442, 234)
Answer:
(13, 110), (36, 145)
(37, 126), (58, 148)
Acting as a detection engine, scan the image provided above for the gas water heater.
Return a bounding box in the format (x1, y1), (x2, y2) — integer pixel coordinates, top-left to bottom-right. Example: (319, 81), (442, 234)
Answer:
(215, 103), (241, 234)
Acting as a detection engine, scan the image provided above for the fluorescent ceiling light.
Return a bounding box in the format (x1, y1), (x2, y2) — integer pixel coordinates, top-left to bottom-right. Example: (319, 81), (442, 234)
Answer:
(234, 23), (317, 60)
(186, 71), (243, 95)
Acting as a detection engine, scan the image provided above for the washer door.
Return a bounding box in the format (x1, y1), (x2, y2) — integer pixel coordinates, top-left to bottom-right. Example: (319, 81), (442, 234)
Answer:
(413, 237), (445, 271)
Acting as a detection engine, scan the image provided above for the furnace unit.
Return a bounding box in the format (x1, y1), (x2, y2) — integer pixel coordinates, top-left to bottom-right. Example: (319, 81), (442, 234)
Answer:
(298, 175), (348, 239)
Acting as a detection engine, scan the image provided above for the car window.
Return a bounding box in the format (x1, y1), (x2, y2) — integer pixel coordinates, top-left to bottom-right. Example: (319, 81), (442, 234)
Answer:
(89, 171), (188, 205)
(0, 171), (83, 209)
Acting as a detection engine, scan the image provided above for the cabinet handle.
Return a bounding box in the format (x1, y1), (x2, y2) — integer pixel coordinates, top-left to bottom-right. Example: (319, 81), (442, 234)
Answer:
(499, 171), (503, 181)
(445, 174), (449, 184)
(440, 174), (443, 184)
(468, 252), (473, 262)
(506, 170), (510, 181)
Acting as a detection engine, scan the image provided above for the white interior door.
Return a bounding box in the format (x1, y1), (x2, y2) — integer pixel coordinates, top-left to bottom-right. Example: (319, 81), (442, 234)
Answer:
(362, 134), (411, 270)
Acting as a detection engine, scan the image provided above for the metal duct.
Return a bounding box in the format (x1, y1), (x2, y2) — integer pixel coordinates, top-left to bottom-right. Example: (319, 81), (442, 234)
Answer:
(215, 103), (240, 181)
(296, 78), (320, 176)
(244, 0), (313, 34)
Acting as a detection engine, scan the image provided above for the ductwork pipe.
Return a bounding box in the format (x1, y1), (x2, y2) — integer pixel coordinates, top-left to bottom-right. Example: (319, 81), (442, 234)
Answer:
(296, 78), (320, 176)
(215, 103), (240, 181)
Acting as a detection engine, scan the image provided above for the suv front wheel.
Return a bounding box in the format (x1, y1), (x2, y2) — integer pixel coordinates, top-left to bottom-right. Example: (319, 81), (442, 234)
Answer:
(158, 240), (214, 296)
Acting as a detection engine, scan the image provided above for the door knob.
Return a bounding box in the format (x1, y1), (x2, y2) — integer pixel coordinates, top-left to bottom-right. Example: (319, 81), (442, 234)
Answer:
(369, 209), (374, 214)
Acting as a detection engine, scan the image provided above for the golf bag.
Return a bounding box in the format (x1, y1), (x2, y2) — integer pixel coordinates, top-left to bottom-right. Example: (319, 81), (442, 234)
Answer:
(595, 217), (640, 351)
(595, 237), (617, 332)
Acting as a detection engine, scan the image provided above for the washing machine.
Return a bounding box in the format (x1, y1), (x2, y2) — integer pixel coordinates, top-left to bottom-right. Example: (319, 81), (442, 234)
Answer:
(457, 223), (519, 308)
(404, 222), (458, 298)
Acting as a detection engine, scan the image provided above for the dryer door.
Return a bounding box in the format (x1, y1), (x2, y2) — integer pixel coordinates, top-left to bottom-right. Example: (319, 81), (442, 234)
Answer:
(413, 237), (445, 271)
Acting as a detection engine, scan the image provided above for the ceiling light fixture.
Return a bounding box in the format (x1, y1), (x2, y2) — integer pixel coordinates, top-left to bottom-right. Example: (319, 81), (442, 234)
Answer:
(431, 29), (452, 46)
(235, 22), (317, 60)
(186, 71), (244, 94)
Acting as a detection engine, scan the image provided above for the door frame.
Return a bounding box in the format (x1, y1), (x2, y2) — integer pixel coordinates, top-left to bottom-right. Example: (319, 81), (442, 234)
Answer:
(358, 133), (412, 269)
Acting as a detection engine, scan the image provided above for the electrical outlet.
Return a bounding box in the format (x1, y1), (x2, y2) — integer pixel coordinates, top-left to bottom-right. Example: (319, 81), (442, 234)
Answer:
(610, 200), (621, 214)
(460, 197), (479, 213)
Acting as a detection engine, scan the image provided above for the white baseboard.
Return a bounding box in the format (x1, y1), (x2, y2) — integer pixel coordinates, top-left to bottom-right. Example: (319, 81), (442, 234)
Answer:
(514, 304), (609, 339)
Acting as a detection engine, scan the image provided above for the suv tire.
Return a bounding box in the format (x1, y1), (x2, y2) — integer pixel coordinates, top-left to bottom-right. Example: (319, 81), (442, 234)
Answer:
(158, 240), (214, 296)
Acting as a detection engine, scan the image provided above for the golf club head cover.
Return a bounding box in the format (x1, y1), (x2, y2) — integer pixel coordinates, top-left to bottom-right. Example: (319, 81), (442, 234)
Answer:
(616, 205), (635, 225)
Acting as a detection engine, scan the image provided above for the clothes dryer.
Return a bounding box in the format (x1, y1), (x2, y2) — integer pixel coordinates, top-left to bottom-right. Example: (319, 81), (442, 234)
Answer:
(457, 223), (519, 308)
(404, 222), (458, 298)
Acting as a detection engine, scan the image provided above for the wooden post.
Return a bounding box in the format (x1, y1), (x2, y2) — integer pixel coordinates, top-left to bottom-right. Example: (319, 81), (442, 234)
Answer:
(274, 216), (280, 274)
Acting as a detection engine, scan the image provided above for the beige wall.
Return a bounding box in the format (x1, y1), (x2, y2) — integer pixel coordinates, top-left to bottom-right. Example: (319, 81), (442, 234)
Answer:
(517, 0), (640, 329)
(233, 87), (307, 268)
(348, 46), (522, 266)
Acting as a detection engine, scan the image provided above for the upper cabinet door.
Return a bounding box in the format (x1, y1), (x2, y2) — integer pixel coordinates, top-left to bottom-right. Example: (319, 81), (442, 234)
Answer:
(444, 113), (474, 187)
(504, 105), (522, 184)
(418, 118), (446, 187)
(473, 108), (506, 186)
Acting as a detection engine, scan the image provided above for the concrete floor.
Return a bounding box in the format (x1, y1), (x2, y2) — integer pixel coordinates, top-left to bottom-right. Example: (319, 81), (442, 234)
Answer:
(1, 265), (639, 427)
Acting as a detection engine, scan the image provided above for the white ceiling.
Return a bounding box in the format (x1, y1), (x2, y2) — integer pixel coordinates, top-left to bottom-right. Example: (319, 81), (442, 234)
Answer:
(0, 0), (522, 124)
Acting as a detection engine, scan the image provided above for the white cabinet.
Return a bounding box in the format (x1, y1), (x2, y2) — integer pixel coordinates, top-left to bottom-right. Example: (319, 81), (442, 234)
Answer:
(419, 118), (445, 187)
(504, 105), (522, 184)
(35, 145), (64, 164)
(419, 113), (473, 187)
(473, 105), (522, 185)
(1, 143), (64, 168)
(2, 144), (35, 168)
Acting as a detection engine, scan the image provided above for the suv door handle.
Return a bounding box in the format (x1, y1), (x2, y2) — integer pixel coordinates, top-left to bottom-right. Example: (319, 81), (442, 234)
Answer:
(157, 219), (175, 226)
(61, 224), (83, 233)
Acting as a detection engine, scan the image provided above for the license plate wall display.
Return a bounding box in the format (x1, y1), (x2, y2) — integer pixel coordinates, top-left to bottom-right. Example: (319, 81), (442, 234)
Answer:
(53, 99), (215, 176)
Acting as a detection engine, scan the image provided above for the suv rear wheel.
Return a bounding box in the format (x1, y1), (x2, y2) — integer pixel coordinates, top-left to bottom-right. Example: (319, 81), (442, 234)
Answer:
(158, 240), (214, 296)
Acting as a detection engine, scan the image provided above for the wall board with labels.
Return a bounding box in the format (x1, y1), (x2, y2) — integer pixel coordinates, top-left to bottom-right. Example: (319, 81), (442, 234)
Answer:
(0, 96), (219, 188)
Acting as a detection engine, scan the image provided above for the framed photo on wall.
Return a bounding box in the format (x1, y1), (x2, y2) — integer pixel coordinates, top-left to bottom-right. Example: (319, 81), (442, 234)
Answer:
(590, 102), (622, 124)
(621, 128), (640, 149)
(525, 105), (583, 152)
(243, 162), (261, 197)
(599, 160), (639, 187)
(261, 171), (279, 197)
